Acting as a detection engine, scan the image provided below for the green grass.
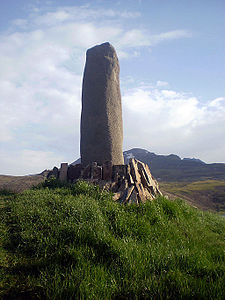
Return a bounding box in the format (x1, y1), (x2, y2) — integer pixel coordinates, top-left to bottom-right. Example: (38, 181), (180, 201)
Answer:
(1, 179), (225, 299)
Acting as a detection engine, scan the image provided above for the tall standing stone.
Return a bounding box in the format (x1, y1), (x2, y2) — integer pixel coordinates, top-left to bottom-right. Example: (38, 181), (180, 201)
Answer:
(80, 42), (124, 166)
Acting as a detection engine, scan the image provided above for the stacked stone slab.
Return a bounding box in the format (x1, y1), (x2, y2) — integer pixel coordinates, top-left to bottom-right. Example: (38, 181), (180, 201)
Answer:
(111, 159), (162, 204)
(80, 42), (124, 166)
(48, 158), (162, 204)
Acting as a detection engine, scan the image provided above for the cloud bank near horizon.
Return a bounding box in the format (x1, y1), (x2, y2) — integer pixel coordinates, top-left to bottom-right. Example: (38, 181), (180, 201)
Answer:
(0, 4), (224, 175)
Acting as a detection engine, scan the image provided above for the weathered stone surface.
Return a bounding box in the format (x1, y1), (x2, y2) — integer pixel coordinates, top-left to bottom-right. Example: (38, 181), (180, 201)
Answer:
(129, 158), (141, 182)
(47, 170), (53, 179)
(80, 42), (124, 166)
(124, 185), (135, 203)
(128, 189), (138, 204)
(113, 191), (123, 201)
(112, 165), (128, 181)
(68, 164), (82, 182)
(102, 161), (113, 181)
(137, 161), (149, 187)
(82, 165), (91, 179)
(135, 182), (145, 203)
(110, 180), (120, 193)
(47, 167), (59, 179)
(109, 158), (162, 204)
(118, 178), (128, 191)
(91, 162), (102, 180)
(144, 163), (162, 196)
(119, 190), (128, 203)
(127, 172), (134, 186)
(59, 163), (68, 182)
(52, 167), (59, 179)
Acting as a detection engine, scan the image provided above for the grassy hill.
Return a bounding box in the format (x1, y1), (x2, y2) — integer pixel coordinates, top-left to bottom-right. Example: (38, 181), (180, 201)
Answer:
(1, 175), (224, 213)
(1, 180), (225, 299)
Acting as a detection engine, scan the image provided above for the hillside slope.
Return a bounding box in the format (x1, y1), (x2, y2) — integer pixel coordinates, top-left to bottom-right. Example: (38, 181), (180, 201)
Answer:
(1, 181), (225, 299)
(160, 180), (225, 212)
(0, 174), (45, 192)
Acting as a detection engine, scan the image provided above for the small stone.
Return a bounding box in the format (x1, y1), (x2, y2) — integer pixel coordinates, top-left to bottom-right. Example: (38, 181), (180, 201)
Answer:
(113, 191), (123, 201)
(59, 163), (68, 182)
(110, 180), (120, 193)
(124, 185), (135, 203)
(52, 166), (59, 179)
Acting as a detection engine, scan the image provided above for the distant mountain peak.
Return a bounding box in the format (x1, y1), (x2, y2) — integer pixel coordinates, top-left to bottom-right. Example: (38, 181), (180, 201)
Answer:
(182, 157), (205, 164)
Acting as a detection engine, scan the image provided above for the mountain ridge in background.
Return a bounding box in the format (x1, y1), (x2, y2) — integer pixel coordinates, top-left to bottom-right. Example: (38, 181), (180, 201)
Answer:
(72, 148), (225, 182)
(123, 148), (225, 182)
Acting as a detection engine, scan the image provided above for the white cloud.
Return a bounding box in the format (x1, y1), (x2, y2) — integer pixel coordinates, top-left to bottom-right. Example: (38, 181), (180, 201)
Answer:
(14, 6), (140, 29)
(0, 6), (143, 174)
(117, 29), (191, 49)
(0, 149), (64, 175)
(123, 86), (225, 163)
(156, 80), (169, 87)
(12, 18), (28, 27)
(208, 97), (225, 108)
(118, 29), (149, 47)
(150, 30), (192, 45)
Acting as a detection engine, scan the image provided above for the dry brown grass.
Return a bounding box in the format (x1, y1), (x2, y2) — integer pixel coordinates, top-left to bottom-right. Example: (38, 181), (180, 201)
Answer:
(0, 174), (45, 193)
(160, 180), (225, 212)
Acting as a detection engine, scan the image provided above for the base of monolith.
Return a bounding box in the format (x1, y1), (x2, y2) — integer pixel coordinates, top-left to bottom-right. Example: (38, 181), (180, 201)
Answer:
(47, 158), (162, 204)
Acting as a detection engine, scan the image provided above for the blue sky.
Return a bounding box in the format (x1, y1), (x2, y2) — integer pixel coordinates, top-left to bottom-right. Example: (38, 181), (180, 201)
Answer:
(0, 0), (225, 175)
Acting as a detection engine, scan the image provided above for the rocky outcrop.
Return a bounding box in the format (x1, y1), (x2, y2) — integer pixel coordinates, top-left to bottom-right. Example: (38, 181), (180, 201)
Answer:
(80, 42), (124, 166)
(48, 158), (162, 204)
(111, 159), (162, 204)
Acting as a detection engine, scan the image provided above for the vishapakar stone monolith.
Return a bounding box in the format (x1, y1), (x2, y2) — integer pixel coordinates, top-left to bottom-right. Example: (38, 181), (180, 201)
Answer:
(80, 42), (124, 166)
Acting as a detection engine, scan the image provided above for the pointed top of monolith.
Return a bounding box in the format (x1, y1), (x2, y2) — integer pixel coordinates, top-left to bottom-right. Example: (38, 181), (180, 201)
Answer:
(86, 42), (118, 60)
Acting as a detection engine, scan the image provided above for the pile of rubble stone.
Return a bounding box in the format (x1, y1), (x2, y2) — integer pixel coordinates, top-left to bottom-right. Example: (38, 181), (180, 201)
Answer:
(47, 158), (162, 204)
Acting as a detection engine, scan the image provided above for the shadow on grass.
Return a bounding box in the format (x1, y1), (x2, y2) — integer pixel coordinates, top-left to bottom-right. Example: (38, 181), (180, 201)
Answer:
(0, 189), (17, 196)
(33, 177), (72, 190)
(2, 286), (44, 300)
